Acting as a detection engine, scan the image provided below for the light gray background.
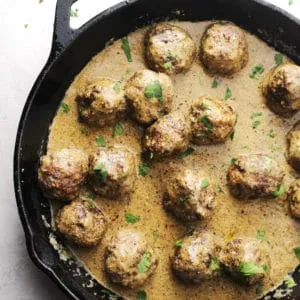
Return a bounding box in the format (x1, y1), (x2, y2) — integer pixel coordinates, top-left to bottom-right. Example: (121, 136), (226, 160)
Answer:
(0, 0), (299, 299)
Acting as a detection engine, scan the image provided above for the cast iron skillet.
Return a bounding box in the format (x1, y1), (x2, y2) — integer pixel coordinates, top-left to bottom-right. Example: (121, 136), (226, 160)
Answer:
(14, 0), (300, 299)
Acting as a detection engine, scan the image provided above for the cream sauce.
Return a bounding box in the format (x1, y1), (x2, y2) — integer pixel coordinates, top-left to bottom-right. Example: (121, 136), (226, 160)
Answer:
(48, 21), (300, 300)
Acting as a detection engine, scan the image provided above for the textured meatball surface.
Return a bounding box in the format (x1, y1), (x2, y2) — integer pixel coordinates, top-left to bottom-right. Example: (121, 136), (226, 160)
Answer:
(288, 179), (300, 219)
(219, 237), (270, 285)
(200, 22), (249, 75)
(163, 166), (216, 222)
(287, 121), (300, 171)
(145, 23), (196, 75)
(171, 232), (223, 283)
(263, 63), (300, 117)
(88, 145), (137, 200)
(227, 154), (284, 199)
(125, 69), (174, 124)
(38, 148), (88, 201)
(105, 229), (158, 288)
(56, 200), (107, 247)
(76, 78), (126, 127)
(189, 96), (237, 145)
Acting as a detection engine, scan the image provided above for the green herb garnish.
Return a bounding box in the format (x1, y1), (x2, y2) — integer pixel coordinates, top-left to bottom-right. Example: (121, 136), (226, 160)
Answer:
(121, 36), (132, 62)
(218, 185), (224, 193)
(137, 290), (147, 300)
(139, 163), (150, 177)
(101, 289), (113, 295)
(137, 252), (152, 273)
(231, 158), (237, 165)
(71, 8), (79, 17)
(164, 61), (173, 69)
(113, 122), (124, 137)
(87, 199), (96, 209)
(144, 80), (163, 104)
(80, 128), (88, 135)
(200, 115), (213, 132)
(200, 178), (209, 189)
(251, 112), (263, 119)
(179, 147), (194, 159)
(125, 213), (140, 224)
(289, 0), (294, 6)
(96, 136), (106, 147)
(113, 82), (121, 94)
(239, 262), (265, 276)
(294, 246), (300, 259)
(88, 192), (96, 200)
(24, 24), (29, 29)
(249, 64), (265, 79)
(284, 276), (297, 288)
(267, 129), (276, 138)
(252, 120), (261, 129)
(225, 87), (232, 100)
(272, 184), (286, 197)
(61, 102), (70, 113)
(94, 163), (108, 181)
(212, 78), (218, 88)
(174, 239), (184, 247)
(209, 257), (220, 271)
(257, 229), (265, 241)
(230, 131), (235, 141)
(275, 53), (284, 65)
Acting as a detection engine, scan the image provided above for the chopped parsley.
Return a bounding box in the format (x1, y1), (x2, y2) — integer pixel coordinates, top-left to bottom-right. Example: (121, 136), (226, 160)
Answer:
(113, 82), (121, 94)
(80, 128), (88, 135)
(209, 257), (220, 271)
(272, 184), (286, 197)
(61, 102), (70, 113)
(88, 192), (96, 200)
(113, 122), (124, 137)
(249, 64), (265, 79)
(71, 8), (79, 17)
(267, 129), (276, 138)
(212, 78), (219, 88)
(230, 131), (235, 140)
(101, 289), (113, 295)
(231, 158), (237, 165)
(294, 246), (300, 259)
(24, 24), (29, 29)
(251, 112), (263, 119)
(252, 120), (261, 129)
(96, 135), (106, 147)
(164, 61), (173, 69)
(275, 53), (284, 65)
(174, 239), (184, 247)
(200, 178), (209, 189)
(137, 252), (152, 273)
(179, 147), (194, 159)
(152, 230), (159, 241)
(121, 36), (132, 62)
(200, 115), (213, 132)
(87, 199), (96, 209)
(289, 0), (294, 5)
(257, 229), (265, 241)
(239, 262), (266, 276)
(125, 213), (140, 224)
(137, 290), (147, 300)
(284, 276), (297, 288)
(256, 282), (264, 295)
(144, 80), (163, 104)
(225, 87), (232, 100)
(218, 185), (224, 193)
(139, 163), (150, 177)
(93, 163), (108, 181)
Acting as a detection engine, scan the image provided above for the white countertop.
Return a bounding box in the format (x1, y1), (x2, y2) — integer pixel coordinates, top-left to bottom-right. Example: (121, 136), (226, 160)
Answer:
(0, 0), (299, 299)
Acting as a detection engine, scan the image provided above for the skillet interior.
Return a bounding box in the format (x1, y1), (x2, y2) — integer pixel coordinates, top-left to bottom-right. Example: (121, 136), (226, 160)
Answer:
(14, 0), (300, 299)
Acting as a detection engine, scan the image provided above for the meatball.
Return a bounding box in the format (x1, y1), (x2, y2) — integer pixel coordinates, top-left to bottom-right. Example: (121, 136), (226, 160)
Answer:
(105, 229), (158, 288)
(88, 145), (137, 200)
(171, 232), (223, 283)
(145, 23), (196, 75)
(163, 166), (216, 222)
(189, 96), (237, 145)
(143, 112), (191, 157)
(263, 63), (300, 117)
(227, 154), (284, 199)
(287, 122), (300, 171)
(200, 22), (249, 75)
(288, 179), (300, 219)
(56, 200), (107, 247)
(219, 237), (270, 285)
(125, 69), (174, 124)
(38, 148), (88, 201)
(76, 78), (126, 127)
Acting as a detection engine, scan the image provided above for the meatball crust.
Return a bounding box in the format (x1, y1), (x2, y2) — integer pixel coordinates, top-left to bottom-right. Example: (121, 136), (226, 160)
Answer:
(105, 229), (158, 288)
(219, 237), (270, 285)
(171, 232), (223, 283)
(56, 200), (107, 247)
(227, 154), (284, 199)
(287, 122), (300, 171)
(125, 69), (174, 124)
(288, 179), (300, 219)
(143, 112), (191, 157)
(163, 166), (216, 222)
(263, 63), (300, 117)
(76, 78), (126, 127)
(38, 148), (88, 201)
(88, 145), (137, 200)
(200, 22), (249, 75)
(145, 23), (196, 75)
(189, 96), (237, 145)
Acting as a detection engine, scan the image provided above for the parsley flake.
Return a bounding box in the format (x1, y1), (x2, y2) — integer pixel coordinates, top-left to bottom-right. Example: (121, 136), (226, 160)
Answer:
(61, 102), (70, 113)
(231, 158), (237, 165)
(275, 53), (284, 65)
(230, 131), (235, 140)
(88, 192), (96, 200)
(218, 185), (224, 193)
(137, 291), (147, 300)
(257, 229), (265, 241)
(113, 82), (121, 94)
(267, 129), (276, 138)
(252, 120), (261, 129)
(87, 199), (96, 209)
(113, 122), (124, 137)
(94, 163), (108, 181)
(251, 112), (263, 119)
(294, 246), (300, 259)
(144, 80), (163, 104)
(212, 78), (219, 88)
(239, 262), (265, 276)
(139, 163), (150, 177)
(200, 178), (209, 189)
(164, 61), (173, 69)
(125, 213), (140, 224)
(137, 252), (152, 273)
(24, 24), (29, 29)
(272, 184), (286, 197)
(71, 8), (79, 17)
(289, 0), (294, 5)
(179, 147), (194, 159)
(96, 136), (106, 147)
(249, 64), (265, 79)
(174, 239), (184, 247)
(225, 87), (232, 100)
(200, 115), (213, 132)
(209, 257), (220, 271)
(121, 37), (132, 62)
(80, 128), (88, 135)
(284, 276), (297, 288)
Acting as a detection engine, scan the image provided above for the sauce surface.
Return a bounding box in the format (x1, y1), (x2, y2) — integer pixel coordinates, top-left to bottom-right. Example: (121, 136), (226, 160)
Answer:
(48, 21), (300, 299)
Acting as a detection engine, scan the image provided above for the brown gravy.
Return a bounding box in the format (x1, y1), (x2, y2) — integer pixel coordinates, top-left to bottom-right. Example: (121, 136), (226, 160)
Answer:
(47, 21), (300, 299)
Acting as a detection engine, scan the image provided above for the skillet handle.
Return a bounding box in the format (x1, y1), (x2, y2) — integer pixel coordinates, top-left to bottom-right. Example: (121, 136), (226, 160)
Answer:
(52, 0), (78, 51)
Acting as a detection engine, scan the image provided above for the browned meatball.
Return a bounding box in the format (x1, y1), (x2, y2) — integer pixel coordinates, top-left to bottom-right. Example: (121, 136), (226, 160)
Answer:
(145, 23), (196, 75)
(125, 69), (174, 124)
(105, 229), (158, 288)
(163, 166), (216, 222)
(76, 78), (126, 127)
(287, 122), (300, 171)
(200, 22), (249, 75)
(263, 63), (300, 117)
(219, 237), (270, 285)
(143, 112), (191, 157)
(38, 148), (88, 201)
(288, 179), (300, 219)
(56, 200), (107, 247)
(189, 96), (237, 145)
(88, 145), (137, 200)
(227, 154), (284, 199)
(171, 231), (223, 283)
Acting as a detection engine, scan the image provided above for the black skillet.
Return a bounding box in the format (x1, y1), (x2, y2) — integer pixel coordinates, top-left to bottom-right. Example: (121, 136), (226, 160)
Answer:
(14, 0), (300, 299)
